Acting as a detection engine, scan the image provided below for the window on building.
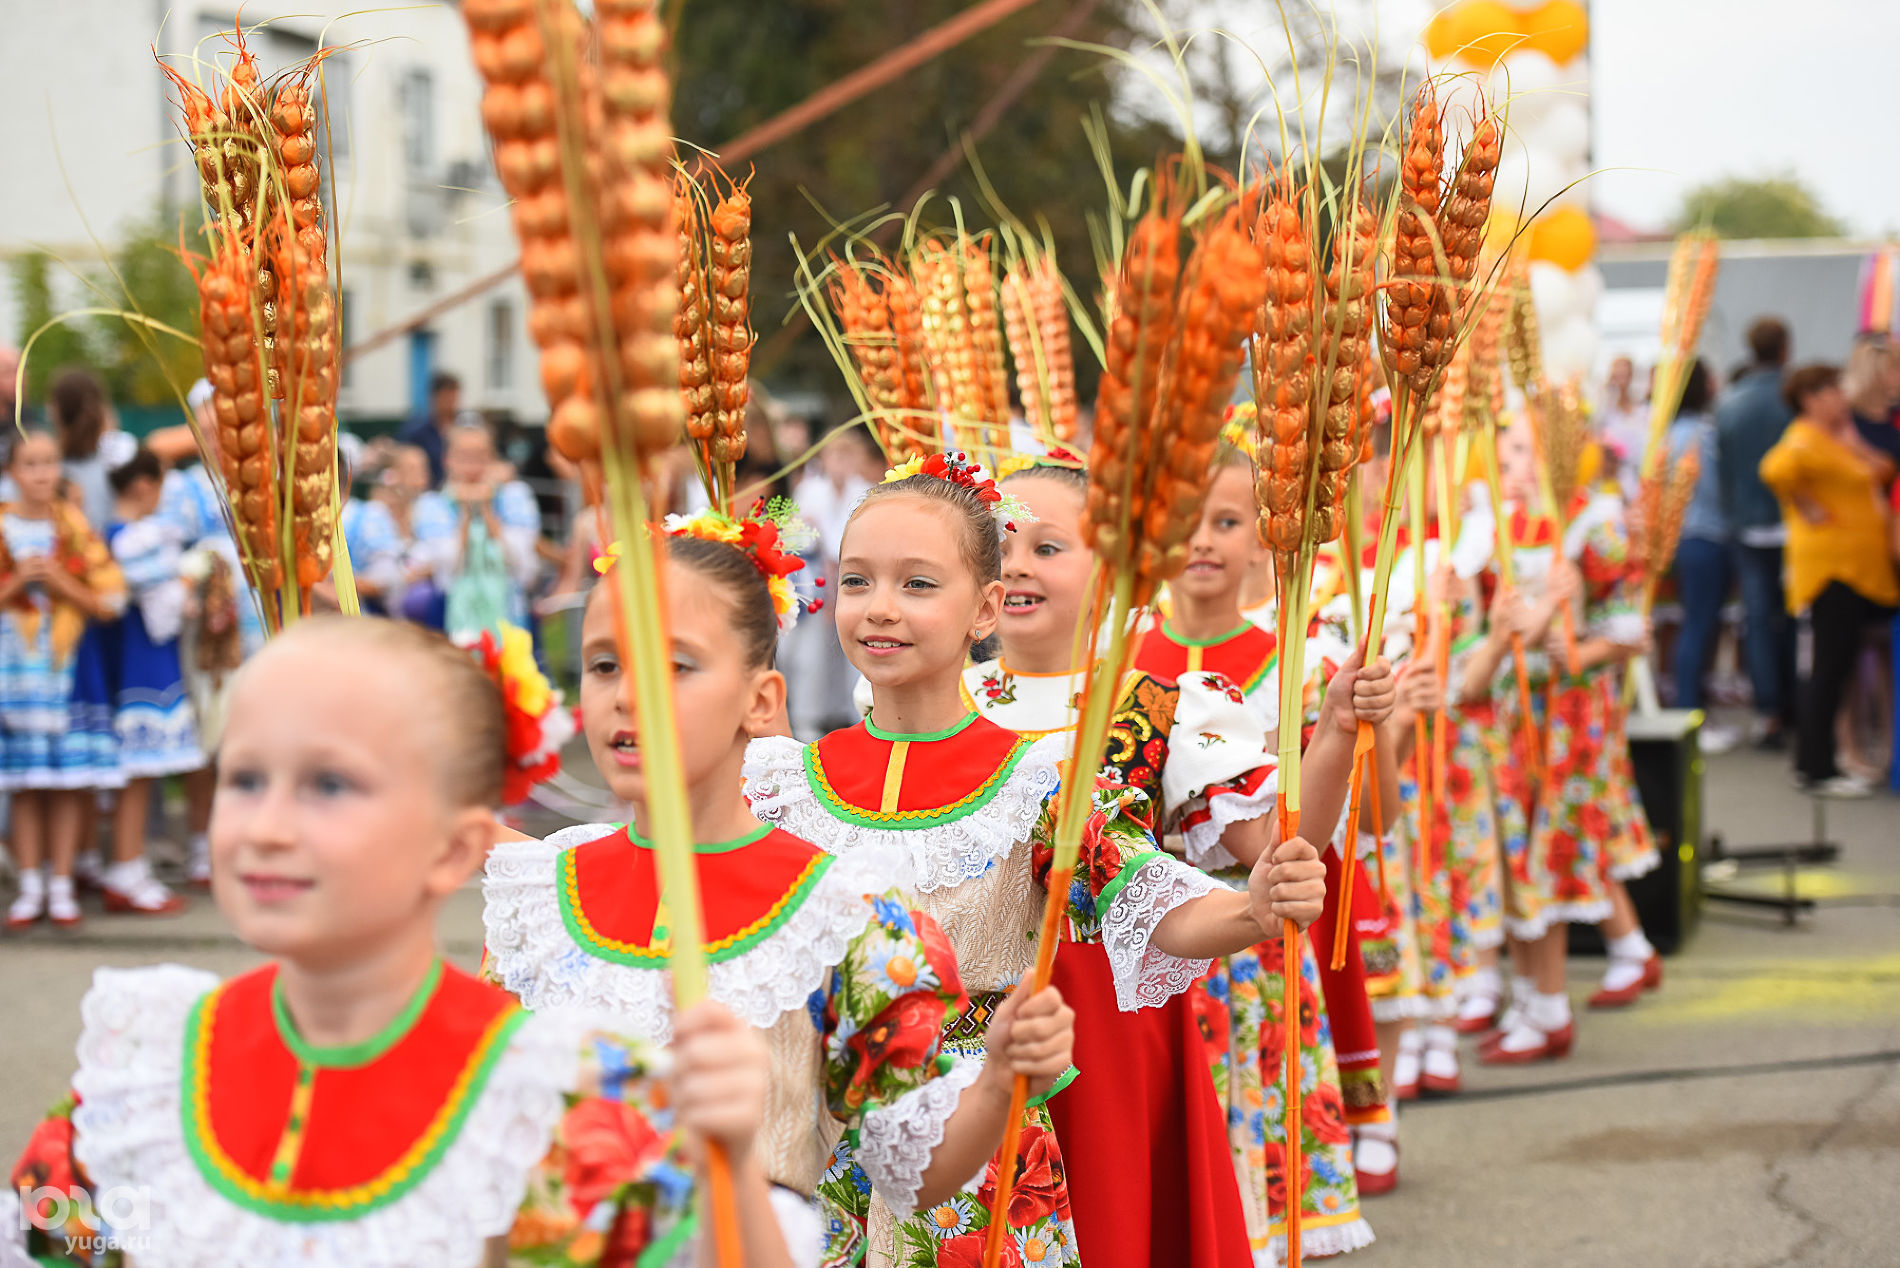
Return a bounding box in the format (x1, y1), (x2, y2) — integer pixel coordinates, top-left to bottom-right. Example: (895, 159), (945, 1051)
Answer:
(400, 68), (434, 173)
(487, 300), (514, 390)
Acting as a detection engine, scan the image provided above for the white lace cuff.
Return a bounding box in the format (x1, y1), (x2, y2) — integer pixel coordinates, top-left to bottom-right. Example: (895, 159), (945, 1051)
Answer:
(1177, 769), (1278, 872)
(484, 822), (893, 1041)
(856, 1057), (986, 1218)
(1101, 855), (1221, 1011)
(743, 734), (1064, 893)
(1589, 610), (1646, 647)
(70, 965), (581, 1268)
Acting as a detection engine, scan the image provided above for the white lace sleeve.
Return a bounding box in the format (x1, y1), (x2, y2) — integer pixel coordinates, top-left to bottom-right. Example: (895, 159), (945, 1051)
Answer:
(1101, 855), (1222, 1011)
(1178, 766), (1279, 872)
(855, 1057), (986, 1218)
(70, 967), (582, 1268)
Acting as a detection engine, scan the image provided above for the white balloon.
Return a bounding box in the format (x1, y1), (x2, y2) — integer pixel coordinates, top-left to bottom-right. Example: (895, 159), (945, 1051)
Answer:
(1489, 50), (1563, 123)
(1529, 99), (1592, 165)
(1495, 139), (1576, 221)
(1571, 263), (1604, 318)
(1543, 314), (1601, 384)
(1530, 260), (1585, 328)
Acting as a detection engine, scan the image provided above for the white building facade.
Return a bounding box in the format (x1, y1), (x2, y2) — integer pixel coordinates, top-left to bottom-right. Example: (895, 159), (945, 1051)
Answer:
(0, 0), (537, 425)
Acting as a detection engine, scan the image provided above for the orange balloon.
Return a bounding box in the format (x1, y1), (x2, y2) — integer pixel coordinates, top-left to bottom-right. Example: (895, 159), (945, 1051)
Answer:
(1523, 0), (1589, 64)
(1424, 0), (1524, 69)
(1527, 206), (1596, 271)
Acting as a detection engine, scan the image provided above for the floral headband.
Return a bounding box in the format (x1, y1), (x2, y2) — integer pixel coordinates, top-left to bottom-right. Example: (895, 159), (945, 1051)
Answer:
(595, 498), (821, 633)
(993, 444), (1087, 481)
(883, 450), (1035, 539)
(456, 622), (573, 806)
(1218, 402), (1259, 461)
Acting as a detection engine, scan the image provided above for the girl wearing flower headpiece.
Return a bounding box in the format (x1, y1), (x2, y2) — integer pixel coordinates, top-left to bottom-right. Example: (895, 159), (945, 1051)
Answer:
(484, 501), (1078, 1268)
(6, 617), (801, 1268)
(741, 452), (1336, 1268)
(983, 446), (1396, 1263)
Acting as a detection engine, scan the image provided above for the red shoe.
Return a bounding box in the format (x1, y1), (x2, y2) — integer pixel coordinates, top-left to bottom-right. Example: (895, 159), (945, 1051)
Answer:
(1356, 1156), (1399, 1196)
(1589, 955), (1664, 1009)
(1454, 1010), (1497, 1035)
(1479, 1021), (1574, 1065)
(103, 887), (187, 916)
(1392, 1074), (1419, 1102)
(1421, 1069), (1462, 1095)
(1353, 1130), (1399, 1196)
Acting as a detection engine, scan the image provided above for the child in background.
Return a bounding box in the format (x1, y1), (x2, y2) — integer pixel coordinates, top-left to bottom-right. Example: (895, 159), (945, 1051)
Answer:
(485, 511), (1078, 1266)
(0, 428), (125, 930)
(99, 447), (194, 916)
(7, 617), (802, 1267)
(412, 422), (543, 639)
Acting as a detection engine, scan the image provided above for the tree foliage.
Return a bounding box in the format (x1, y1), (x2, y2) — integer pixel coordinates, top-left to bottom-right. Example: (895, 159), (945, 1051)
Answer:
(7, 204), (202, 410)
(670, 0), (1183, 410)
(1674, 173), (1847, 241)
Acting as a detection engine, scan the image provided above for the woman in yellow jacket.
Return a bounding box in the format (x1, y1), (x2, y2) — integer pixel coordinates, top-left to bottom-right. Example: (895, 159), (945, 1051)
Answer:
(1758, 363), (1898, 796)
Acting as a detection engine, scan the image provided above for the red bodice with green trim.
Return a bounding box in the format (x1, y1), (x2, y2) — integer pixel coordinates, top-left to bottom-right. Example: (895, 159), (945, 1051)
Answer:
(185, 961), (523, 1219)
(561, 824), (836, 963)
(1134, 621), (1278, 695)
(808, 714), (1032, 825)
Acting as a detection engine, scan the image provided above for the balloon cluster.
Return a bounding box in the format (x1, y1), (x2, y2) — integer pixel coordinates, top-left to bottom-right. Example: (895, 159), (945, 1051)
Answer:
(1424, 0), (1599, 382)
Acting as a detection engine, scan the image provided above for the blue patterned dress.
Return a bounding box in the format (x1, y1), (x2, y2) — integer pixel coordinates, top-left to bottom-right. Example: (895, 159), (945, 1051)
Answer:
(103, 517), (202, 779)
(0, 514), (122, 791)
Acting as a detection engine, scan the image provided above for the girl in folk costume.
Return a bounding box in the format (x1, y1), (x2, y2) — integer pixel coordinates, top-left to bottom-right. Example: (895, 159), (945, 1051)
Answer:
(101, 447), (200, 918)
(483, 507), (1080, 1268)
(1131, 448), (1393, 1256)
(0, 427), (126, 931)
(975, 452), (1394, 1264)
(5, 618), (805, 1268)
(1474, 425), (1653, 1064)
(743, 454), (1332, 1268)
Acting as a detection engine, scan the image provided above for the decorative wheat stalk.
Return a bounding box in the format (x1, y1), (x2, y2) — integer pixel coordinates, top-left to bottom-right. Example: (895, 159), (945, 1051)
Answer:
(1638, 233), (1720, 484)
(981, 179), (1265, 1268)
(1532, 382), (1591, 677)
(1001, 248), (1080, 446)
(162, 30), (350, 629)
(464, 0), (738, 1258)
(674, 168), (754, 512)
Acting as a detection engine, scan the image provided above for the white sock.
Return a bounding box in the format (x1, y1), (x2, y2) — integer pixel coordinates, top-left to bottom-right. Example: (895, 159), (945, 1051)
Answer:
(1424, 1023), (1458, 1054)
(15, 868), (46, 899)
(1607, 929), (1654, 963)
(1461, 966), (1503, 998)
(104, 857), (149, 892)
(1529, 990), (1572, 1031)
(1512, 974), (1537, 1004)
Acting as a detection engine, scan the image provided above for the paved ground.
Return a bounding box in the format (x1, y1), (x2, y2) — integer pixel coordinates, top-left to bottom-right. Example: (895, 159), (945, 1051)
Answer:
(2, 736), (1895, 1267)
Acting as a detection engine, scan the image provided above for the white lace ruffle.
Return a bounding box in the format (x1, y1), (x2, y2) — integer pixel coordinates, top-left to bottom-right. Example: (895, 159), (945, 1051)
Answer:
(856, 1057), (985, 1218)
(1178, 769), (1278, 872)
(69, 964), (580, 1268)
(1100, 854), (1221, 1011)
(483, 822), (894, 1043)
(1608, 848), (1661, 882)
(1265, 1214), (1376, 1265)
(1505, 899), (1614, 942)
(742, 733), (1065, 894)
(1590, 610), (1648, 647)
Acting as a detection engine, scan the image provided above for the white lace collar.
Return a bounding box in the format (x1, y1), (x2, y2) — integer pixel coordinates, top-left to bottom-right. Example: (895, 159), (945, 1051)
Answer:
(483, 822), (890, 1041)
(742, 732), (1064, 892)
(68, 964), (579, 1268)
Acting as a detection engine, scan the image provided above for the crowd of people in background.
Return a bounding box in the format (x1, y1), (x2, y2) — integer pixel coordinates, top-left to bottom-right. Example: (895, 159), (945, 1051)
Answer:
(1, 313), (1896, 932)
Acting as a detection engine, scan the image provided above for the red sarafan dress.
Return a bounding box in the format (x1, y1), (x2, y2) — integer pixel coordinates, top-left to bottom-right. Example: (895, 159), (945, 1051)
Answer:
(1137, 615), (1378, 1261)
(8, 959), (733, 1267)
(746, 711), (1243, 1268)
(483, 819), (977, 1268)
